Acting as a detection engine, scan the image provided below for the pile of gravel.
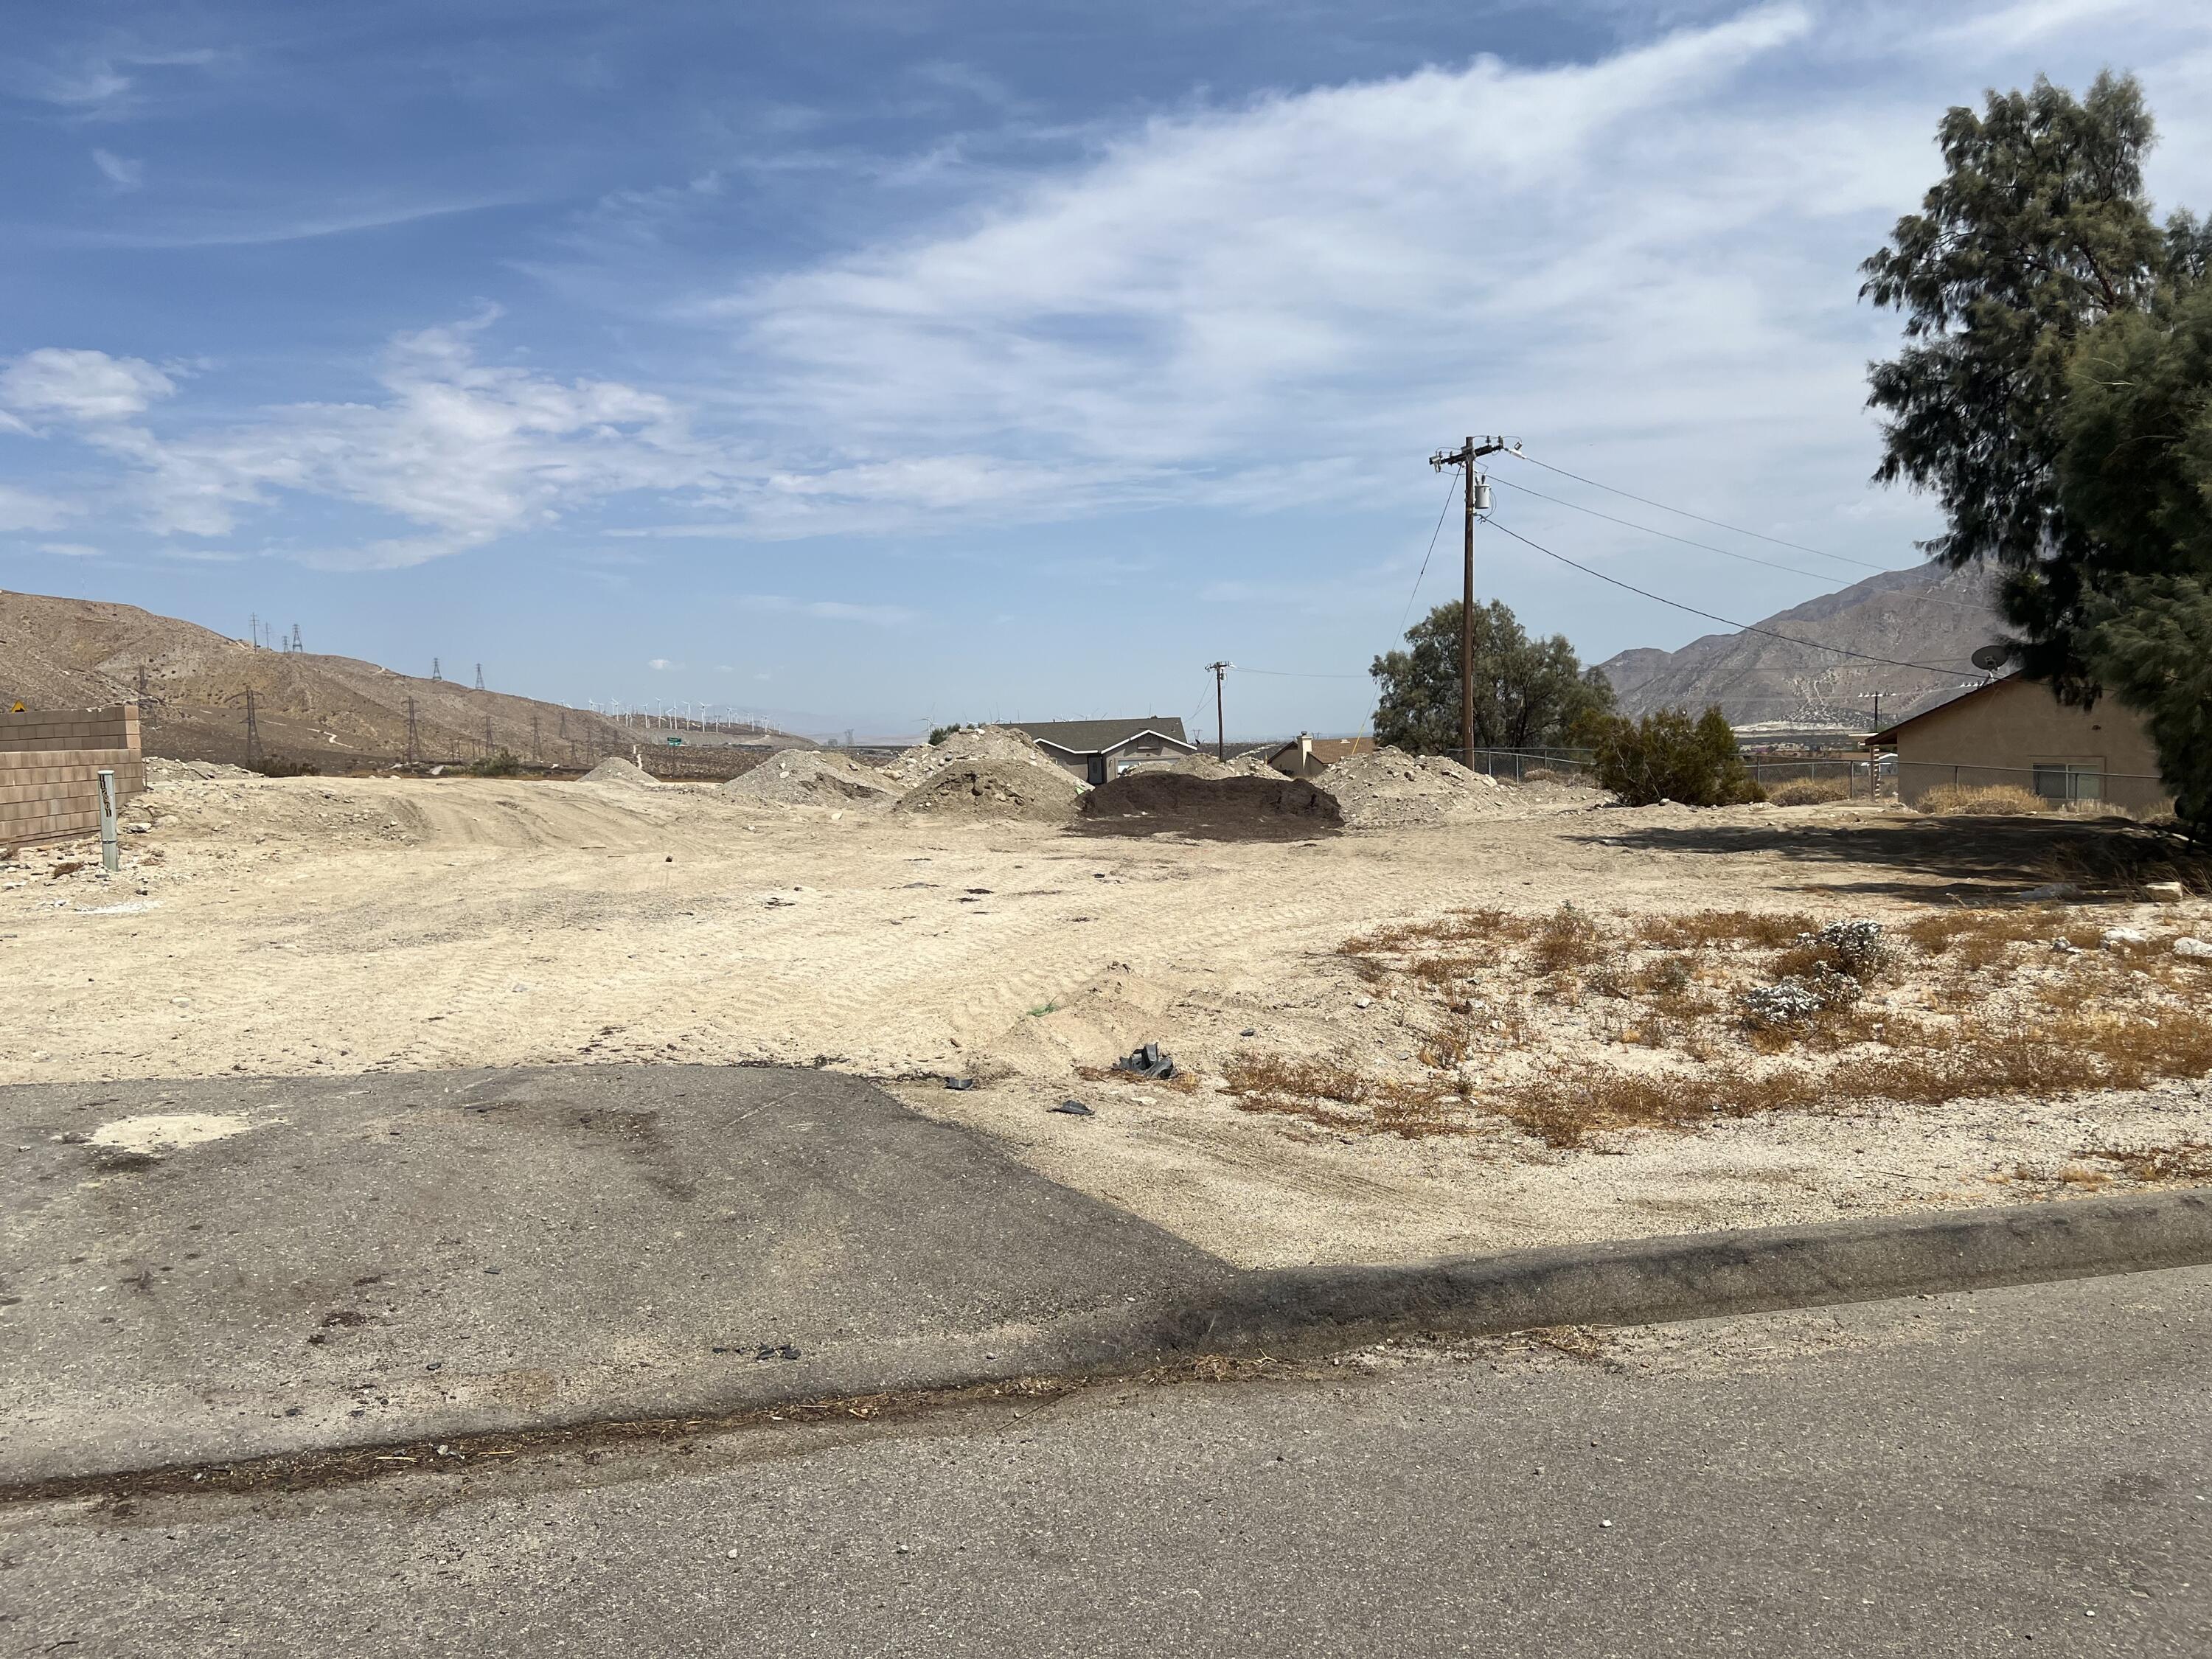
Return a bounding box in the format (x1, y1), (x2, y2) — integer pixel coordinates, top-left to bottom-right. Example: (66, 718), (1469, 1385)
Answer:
(894, 759), (1082, 823)
(720, 751), (898, 808)
(881, 726), (1066, 789)
(1316, 747), (1505, 829)
(579, 757), (662, 788)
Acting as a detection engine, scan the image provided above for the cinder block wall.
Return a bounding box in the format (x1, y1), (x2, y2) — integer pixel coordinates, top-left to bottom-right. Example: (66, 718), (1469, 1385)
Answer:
(0, 704), (147, 846)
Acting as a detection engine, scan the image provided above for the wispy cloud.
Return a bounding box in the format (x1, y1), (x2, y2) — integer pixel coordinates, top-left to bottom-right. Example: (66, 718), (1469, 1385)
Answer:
(12, 47), (219, 118)
(735, 594), (917, 627)
(36, 540), (102, 557)
(0, 485), (74, 532)
(91, 149), (144, 191)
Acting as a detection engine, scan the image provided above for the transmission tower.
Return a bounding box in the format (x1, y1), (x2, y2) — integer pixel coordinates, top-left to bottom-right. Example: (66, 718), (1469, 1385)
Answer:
(248, 612), (260, 650)
(431, 658), (442, 682)
(289, 623), (302, 654)
(404, 697), (419, 765)
(243, 688), (262, 769)
(474, 663), (485, 692)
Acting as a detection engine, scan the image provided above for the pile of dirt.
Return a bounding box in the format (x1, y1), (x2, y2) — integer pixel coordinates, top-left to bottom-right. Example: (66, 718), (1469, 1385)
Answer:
(882, 726), (1064, 788)
(894, 759), (1082, 823)
(1077, 771), (1342, 839)
(579, 757), (662, 789)
(146, 758), (255, 785)
(720, 751), (898, 808)
(1317, 748), (1506, 829)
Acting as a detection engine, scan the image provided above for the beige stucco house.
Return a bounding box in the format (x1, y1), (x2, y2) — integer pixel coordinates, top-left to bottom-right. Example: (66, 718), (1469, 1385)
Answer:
(1867, 675), (2168, 812)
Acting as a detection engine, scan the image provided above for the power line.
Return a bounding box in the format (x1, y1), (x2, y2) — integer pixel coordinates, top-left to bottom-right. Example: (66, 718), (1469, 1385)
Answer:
(1229, 665), (1371, 681)
(1398, 470), (1461, 633)
(1483, 518), (1975, 680)
(1500, 452), (1889, 574)
(1489, 476), (1857, 585)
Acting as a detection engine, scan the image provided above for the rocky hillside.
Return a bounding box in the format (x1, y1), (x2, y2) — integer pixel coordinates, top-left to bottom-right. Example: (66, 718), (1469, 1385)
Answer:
(0, 588), (781, 768)
(1593, 562), (2006, 731)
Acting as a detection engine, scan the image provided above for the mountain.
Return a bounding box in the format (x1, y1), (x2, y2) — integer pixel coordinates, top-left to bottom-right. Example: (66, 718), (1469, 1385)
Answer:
(1593, 562), (2006, 732)
(0, 588), (796, 768)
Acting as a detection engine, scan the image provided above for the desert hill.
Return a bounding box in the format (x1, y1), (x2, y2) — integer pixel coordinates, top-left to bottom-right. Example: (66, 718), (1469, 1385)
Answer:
(1594, 561), (2006, 731)
(0, 589), (785, 768)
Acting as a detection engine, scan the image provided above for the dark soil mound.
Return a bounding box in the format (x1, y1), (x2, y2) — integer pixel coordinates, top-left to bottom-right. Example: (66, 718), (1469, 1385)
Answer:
(1076, 772), (1343, 839)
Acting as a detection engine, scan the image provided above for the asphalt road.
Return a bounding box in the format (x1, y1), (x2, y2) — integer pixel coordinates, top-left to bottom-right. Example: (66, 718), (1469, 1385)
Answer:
(7, 1266), (2208, 1657)
(0, 1065), (1234, 1481)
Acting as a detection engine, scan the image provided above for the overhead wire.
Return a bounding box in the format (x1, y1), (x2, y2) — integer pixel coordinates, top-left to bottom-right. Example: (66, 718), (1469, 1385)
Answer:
(1499, 451), (1890, 574)
(1398, 469), (1461, 634)
(1483, 518), (1977, 681)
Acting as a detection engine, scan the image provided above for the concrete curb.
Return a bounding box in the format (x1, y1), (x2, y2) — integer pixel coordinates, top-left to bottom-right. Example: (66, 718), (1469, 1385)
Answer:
(1180, 1189), (2212, 1358)
(10, 1192), (2209, 1493)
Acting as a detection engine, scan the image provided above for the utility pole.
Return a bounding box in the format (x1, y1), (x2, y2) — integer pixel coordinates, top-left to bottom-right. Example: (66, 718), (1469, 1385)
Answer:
(1205, 661), (1230, 761)
(1428, 435), (1517, 770)
(432, 657), (442, 683)
(404, 696), (419, 765)
(474, 663), (486, 692)
(531, 711), (541, 762)
(248, 612), (260, 650)
(1870, 692), (1882, 730)
(243, 687), (261, 770)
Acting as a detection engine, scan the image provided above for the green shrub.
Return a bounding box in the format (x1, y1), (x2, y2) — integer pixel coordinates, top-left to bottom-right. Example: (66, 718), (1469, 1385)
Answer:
(465, 748), (522, 777)
(1579, 706), (1763, 807)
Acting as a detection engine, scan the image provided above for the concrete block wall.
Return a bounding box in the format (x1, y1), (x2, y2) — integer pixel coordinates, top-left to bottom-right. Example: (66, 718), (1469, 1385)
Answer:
(0, 704), (146, 846)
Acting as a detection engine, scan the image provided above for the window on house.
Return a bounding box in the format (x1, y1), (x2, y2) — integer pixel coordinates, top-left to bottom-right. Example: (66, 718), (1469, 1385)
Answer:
(2031, 763), (2101, 802)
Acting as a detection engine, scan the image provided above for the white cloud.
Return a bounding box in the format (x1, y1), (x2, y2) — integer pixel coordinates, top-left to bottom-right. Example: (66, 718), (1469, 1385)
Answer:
(91, 149), (144, 190)
(647, 657), (680, 670)
(0, 349), (175, 422)
(735, 594), (917, 627)
(0, 486), (74, 532)
(37, 541), (103, 557)
(4, 318), (720, 560)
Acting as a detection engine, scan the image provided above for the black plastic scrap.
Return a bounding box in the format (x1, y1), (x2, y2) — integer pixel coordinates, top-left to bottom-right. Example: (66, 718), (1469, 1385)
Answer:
(1051, 1099), (1094, 1116)
(944, 1076), (976, 1091)
(1113, 1042), (1177, 1080)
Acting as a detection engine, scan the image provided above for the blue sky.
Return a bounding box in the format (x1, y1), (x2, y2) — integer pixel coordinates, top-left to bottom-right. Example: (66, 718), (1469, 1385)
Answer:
(3, 0), (2208, 740)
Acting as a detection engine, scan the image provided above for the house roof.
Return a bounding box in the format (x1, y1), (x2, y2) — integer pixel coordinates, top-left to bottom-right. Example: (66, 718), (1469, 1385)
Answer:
(1865, 675), (2012, 746)
(1265, 735), (1377, 765)
(1018, 717), (1192, 755)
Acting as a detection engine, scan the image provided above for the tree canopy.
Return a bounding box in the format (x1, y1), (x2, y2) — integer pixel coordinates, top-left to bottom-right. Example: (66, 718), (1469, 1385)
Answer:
(1861, 72), (2205, 691)
(1866, 71), (2212, 833)
(1368, 599), (1613, 756)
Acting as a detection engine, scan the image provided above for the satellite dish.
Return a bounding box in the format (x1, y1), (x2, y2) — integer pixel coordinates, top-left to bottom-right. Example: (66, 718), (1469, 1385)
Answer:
(1970, 644), (2012, 672)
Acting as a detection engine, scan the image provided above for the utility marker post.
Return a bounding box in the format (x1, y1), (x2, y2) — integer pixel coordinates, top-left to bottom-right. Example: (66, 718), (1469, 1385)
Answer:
(96, 768), (119, 873)
(1427, 435), (1517, 770)
(1206, 661), (1231, 761)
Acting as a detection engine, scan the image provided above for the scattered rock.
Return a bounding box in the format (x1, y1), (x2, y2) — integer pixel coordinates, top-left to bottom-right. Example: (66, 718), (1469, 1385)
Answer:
(2173, 938), (2212, 959)
(2145, 881), (2187, 903)
(2101, 928), (2152, 949)
(2017, 882), (2078, 901)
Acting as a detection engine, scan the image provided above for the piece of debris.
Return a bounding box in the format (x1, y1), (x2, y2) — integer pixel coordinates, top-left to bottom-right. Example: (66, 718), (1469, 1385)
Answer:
(1113, 1042), (1177, 1080)
(2051, 938), (2083, 954)
(1051, 1099), (1095, 1116)
(2102, 928), (2152, 949)
(2145, 881), (2187, 903)
(2017, 882), (2078, 901)
(943, 1076), (976, 1091)
(756, 1343), (800, 1361)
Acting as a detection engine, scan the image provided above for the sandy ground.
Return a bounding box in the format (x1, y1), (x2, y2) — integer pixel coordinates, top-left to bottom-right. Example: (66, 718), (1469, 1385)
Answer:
(6, 773), (2208, 1267)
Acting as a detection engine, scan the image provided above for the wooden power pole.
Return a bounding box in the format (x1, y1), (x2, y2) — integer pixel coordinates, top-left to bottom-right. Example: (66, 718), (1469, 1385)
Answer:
(1205, 661), (1230, 760)
(1428, 436), (1514, 770)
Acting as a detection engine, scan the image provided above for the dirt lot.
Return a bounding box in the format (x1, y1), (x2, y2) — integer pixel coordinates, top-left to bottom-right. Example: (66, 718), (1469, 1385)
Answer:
(7, 772), (2210, 1267)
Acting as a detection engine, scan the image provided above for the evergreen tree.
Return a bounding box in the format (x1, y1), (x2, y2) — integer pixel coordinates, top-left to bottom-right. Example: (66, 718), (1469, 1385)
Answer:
(1860, 72), (2203, 691)
(1368, 599), (1614, 756)
(2060, 282), (2212, 832)
(1580, 705), (1761, 808)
